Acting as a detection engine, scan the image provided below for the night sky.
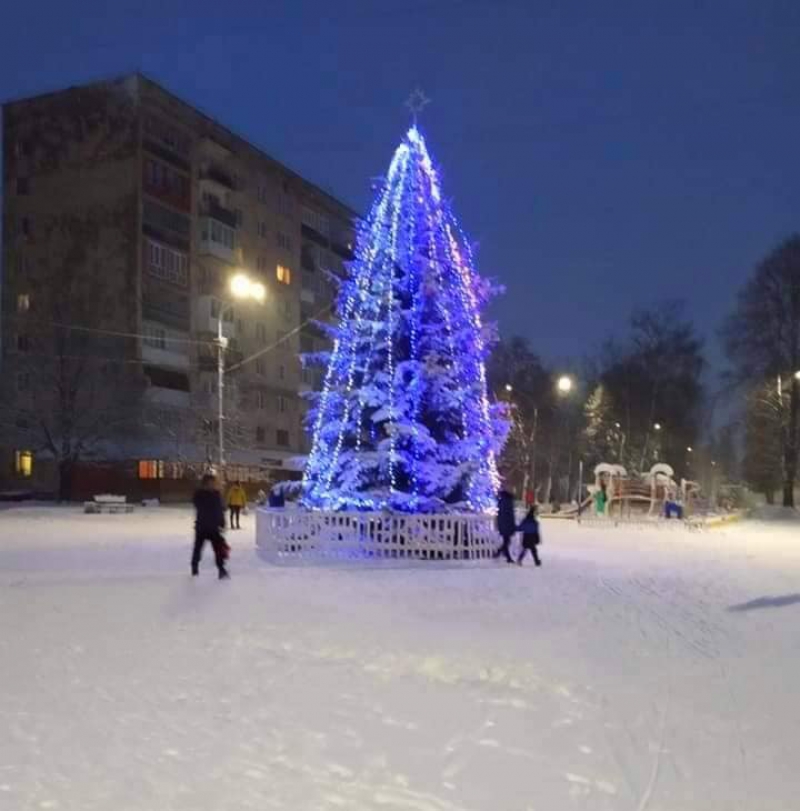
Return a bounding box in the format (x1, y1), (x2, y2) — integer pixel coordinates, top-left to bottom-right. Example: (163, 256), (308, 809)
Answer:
(2, 0), (798, 372)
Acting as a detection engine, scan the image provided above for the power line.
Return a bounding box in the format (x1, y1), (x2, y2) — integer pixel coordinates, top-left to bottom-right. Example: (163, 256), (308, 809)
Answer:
(224, 301), (334, 374)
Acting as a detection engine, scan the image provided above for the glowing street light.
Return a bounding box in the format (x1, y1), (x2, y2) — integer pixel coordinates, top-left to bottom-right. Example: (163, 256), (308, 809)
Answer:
(230, 273), (266, 303)
(686, 446), (693, 453)
(504, 383), (513, 393)
(795, 370), (800, 381)
(654, 422), (662, 431)
(556, 375), (574, 395)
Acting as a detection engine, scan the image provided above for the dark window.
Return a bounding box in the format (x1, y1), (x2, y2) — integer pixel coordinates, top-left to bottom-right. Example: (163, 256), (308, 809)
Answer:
(276, 429), (289, 447)
(16, 334), (29, 352)
(256, 427), (265, 443)
(144, 366), (190, 392)
(21, 217), (30, 237)
(16, 177), (29, 195)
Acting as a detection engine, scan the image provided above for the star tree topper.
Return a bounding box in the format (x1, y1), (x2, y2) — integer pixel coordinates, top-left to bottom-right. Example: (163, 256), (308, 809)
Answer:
(405, 88), (431, 122)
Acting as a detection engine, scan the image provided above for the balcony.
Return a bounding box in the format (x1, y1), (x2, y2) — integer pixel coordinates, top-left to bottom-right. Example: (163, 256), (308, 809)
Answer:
(194, 296), (236, 338)
(142, 344), (190, 371)
(200, 163), (236, 191)
(198, 217), (236, 263)
(200, 198), (237, 229)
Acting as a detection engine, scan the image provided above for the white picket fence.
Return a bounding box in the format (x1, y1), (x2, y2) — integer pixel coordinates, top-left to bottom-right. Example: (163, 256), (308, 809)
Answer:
(256, 508), (498, 563)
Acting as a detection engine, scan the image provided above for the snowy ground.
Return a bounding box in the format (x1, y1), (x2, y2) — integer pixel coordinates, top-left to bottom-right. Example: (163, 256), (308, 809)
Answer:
(1, 506), (799, 811)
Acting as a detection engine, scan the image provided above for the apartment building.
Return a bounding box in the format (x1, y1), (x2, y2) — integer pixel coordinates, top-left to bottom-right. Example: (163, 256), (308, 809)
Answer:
(1, 74), (355, 499)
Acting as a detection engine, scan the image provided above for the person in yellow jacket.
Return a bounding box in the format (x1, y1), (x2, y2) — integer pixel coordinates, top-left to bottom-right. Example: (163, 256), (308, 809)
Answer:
(226, 480), (247, 529)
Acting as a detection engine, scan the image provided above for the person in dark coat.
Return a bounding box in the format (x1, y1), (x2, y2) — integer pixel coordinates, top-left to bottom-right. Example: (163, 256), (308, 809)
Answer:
(516, 506), (542, 566)
(191, 473), (229, 579)
(493, 489), (517, 563)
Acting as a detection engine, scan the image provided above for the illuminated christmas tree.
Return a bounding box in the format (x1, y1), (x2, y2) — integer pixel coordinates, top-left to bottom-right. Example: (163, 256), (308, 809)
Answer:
(302, 126), (508, 512)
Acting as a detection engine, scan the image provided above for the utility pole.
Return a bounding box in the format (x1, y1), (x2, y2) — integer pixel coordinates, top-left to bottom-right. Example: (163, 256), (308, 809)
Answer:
(216, 311), (229, 474)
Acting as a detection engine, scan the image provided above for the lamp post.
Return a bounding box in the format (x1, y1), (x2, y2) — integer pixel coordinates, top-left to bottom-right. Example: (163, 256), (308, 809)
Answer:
(216, 272), (266, 474)
(556, 375), (577, 505)
(614, 421), (626, 464)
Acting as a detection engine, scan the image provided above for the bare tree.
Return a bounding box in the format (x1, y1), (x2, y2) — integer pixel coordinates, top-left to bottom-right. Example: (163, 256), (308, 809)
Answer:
(1, 206), (144, 500)
(742, 383), (784, 504)
(600, 301), (705, 475)
(724, 236), (800, 506)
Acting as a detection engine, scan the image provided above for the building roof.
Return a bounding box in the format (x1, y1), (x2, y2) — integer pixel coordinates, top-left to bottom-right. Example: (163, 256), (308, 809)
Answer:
(3, 71), (360, 222)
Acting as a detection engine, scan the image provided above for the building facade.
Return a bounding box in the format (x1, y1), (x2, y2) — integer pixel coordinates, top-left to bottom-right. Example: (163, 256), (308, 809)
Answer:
(1, 74), (354, 499)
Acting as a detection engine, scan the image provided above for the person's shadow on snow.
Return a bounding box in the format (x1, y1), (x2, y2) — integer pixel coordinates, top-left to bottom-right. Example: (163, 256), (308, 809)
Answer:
(728, 594), (800, 612)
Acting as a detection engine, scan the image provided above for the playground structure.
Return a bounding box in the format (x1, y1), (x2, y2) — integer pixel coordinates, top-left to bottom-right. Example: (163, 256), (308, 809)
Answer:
(588, 462), (702, 520)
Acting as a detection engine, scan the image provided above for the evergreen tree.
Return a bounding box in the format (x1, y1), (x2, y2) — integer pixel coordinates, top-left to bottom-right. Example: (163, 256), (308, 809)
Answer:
(582, 384), (619, 467)
(302, 127), (508, 512)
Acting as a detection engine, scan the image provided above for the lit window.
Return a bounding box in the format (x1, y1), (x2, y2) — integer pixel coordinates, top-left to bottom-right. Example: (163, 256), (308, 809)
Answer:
(138, 460), (163, 479)
(17, 294), (30, 312)
(276, 264), (292, 285)
(15, 450), (33, 478)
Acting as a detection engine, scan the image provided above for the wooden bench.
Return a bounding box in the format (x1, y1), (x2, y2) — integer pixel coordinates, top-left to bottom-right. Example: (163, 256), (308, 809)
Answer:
(84, 495), (134, 514)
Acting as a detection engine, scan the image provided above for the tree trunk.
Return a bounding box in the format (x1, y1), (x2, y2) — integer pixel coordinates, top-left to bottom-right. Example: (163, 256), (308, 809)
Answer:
(58, 459), (74, 503)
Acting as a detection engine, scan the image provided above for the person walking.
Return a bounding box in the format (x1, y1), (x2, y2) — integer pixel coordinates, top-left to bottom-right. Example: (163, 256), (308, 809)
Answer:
(226, 480), (247, 529)
(192, 473), (229, 579)
(516, 506), (542, 566)
(493, 488), (516, 563)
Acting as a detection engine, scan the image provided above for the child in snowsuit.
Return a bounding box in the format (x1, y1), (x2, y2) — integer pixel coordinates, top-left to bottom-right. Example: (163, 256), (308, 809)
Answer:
(192, 473), (229, 579)
(517, 506), (542, 566)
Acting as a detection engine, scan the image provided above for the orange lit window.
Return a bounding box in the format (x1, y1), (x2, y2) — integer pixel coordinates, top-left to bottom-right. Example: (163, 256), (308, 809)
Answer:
(15, 450), (33, 478)
(138, 460), (163, 479)
(276, 264), (292, 285)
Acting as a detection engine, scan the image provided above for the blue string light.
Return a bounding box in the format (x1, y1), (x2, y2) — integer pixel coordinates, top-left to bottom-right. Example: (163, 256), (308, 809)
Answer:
(302, 126), (508, 513)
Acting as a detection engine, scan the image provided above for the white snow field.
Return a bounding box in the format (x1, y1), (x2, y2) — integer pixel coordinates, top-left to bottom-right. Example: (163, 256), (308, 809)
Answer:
(1, 506), (799, 811)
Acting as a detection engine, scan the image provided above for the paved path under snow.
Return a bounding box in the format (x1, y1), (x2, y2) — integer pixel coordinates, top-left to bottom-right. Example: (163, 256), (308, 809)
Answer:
(1, 506), (798, 810)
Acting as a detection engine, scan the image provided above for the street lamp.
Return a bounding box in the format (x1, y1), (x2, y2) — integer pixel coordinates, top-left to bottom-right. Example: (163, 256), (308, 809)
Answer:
(216, 271), (266, 473)
(504, 383), (513, 393)
(556, 375), (574, 395)
(654, 422), (662, 431)
(795, 370), (800, 381)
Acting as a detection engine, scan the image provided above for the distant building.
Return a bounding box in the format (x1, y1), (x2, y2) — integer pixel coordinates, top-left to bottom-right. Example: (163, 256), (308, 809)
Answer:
(1, 74), (354, 500)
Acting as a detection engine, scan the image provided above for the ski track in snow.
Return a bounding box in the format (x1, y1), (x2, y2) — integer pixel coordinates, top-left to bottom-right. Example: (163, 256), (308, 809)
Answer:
(1, 506), (799, 810)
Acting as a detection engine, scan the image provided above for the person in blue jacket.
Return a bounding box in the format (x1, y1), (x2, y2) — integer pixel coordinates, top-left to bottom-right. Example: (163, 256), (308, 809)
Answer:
(493, 489), (517, 563)
(516, 506), (542, 566)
